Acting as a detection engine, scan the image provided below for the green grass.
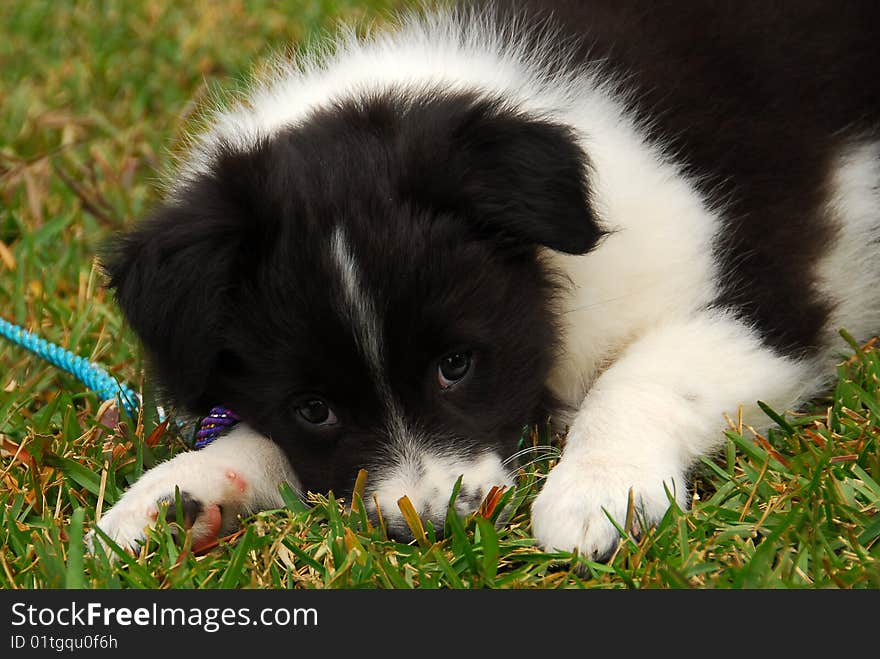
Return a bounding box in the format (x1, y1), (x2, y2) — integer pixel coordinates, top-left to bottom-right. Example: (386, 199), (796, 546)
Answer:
(1, 1), (879, 589)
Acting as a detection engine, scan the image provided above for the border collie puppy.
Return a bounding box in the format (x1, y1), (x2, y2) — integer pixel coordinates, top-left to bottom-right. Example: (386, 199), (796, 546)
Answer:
(93, 0), (880, 560)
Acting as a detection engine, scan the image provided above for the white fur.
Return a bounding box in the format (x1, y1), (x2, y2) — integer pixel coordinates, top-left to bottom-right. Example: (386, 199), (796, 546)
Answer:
(91, 425), (297, 552)
(370, 446), (513, 525)
(330, 226), (385, 379)
(171, 8), (621, 193)
(541, 123), (724, 407)
(816, 141), (880, 351)
(532, 312), (813, 557)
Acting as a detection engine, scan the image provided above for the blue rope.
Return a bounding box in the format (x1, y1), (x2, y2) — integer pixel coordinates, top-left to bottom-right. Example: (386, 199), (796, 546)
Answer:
(0, 316), (140, 415)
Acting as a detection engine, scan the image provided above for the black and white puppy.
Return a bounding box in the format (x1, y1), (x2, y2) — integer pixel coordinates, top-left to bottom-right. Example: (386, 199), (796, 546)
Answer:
(94, 0), (880, 559)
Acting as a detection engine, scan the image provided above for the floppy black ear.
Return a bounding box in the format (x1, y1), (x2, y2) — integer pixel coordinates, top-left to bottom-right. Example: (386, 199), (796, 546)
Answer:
(101, 198), (242, 413)
(401, 97), (602, 254)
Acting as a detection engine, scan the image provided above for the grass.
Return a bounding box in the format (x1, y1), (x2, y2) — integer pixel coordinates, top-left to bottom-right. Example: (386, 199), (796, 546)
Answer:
(1, 1), (879, 590)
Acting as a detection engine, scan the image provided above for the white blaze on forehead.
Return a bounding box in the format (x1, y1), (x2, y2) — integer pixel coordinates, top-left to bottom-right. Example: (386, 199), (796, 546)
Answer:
(330, 227), (436, 495)
(330, 226), (385, 379)
(330, 226), (514, 523)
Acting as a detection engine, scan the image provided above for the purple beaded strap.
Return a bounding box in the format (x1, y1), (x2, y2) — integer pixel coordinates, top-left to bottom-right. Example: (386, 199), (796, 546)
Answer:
(195, 406), (241, 449)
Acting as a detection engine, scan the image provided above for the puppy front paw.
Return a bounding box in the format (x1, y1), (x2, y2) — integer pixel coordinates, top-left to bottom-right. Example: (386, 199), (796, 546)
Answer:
(530, 451), (688, 561)
(85, 425), (296, 558)
(88, 489), (223, 555)
(86, 458), (256, 556)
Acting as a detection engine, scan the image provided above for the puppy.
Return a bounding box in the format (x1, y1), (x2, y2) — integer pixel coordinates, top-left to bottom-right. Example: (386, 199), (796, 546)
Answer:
(94, 0), (880, 560)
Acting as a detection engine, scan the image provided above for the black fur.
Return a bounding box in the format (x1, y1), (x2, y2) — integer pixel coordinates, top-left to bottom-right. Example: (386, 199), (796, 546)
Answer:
(104, 92), (598, 497)
(492, 0), (880, 355)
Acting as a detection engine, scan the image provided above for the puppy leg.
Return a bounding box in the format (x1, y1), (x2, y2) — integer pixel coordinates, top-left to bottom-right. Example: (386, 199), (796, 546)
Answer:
(89, 424), (298, 553)
(531, 310), (826, 560)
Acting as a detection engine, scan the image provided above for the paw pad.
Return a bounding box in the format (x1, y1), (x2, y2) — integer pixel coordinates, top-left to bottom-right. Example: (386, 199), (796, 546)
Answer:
(158, 491), (204, 530)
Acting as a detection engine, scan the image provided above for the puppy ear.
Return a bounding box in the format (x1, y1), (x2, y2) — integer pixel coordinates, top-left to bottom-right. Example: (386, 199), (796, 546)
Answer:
(403, 98), (603, 255)
(101, 199), (240, 412)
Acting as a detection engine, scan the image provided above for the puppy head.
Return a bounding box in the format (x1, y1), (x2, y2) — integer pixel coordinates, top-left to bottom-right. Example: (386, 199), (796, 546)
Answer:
(104, 91), (600, 536)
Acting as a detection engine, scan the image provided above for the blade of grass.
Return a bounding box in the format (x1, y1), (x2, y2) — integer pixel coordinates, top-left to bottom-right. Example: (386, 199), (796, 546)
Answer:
(65, 508), (85, 588)
(219, 525), (255, 588)
(397, 495), (429, 548)
(475, 516), (499, 584)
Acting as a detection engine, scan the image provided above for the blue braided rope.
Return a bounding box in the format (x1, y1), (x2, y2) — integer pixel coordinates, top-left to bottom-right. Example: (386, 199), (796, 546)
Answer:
(0, 316), (140, 415)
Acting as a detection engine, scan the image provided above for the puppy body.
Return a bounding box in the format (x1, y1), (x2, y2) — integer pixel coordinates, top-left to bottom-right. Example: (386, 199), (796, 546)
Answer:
(96, 1), (880, 558)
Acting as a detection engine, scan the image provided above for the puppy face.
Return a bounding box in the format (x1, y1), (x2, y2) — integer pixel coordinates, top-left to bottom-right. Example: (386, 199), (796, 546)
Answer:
(105, 91), (601, 535)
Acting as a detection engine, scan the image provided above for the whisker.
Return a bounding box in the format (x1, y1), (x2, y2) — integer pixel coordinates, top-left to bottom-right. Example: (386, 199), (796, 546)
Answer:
(502, 444), (560, 467)
(515, 455), (560, 472)
(505, 461), (556, 486)
(562, 276), (708, 315)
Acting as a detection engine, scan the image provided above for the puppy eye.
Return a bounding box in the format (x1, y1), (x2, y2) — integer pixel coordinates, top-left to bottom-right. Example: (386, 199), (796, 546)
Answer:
(438, 351), (472, 389)
(297, 398), (338, 426)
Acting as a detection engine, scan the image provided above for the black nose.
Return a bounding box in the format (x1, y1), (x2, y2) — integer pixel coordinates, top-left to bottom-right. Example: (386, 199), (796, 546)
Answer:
(382, 517), (447, 543)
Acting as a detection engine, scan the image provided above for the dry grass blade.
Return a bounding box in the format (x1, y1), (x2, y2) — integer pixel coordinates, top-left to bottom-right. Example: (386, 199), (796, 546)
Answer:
(52, 161), (119, 226)
(397, 495), (429, 547)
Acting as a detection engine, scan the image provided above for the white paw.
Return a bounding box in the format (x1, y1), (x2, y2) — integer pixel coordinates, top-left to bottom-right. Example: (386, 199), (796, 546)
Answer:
(86, 494), (155, 554)
(531, 450), (688, 560)
(87, 486), (224, 555)
(87, 455), (255, 555)
(85, 425), (297, 556)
